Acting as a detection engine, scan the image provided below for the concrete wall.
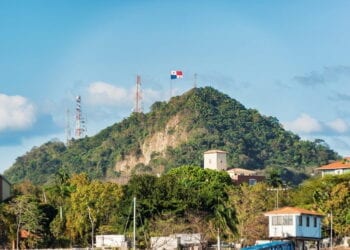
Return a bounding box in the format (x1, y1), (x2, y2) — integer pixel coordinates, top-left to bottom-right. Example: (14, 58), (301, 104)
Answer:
(95, 234), (128, 248)
(0, 175), (11, 202)
(204, 151), (227, 171)
(151, 236), (180, 250)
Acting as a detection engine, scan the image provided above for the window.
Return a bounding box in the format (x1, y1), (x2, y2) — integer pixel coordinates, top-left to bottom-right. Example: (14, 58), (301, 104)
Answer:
(283, 216), (293, 225)
(299, 216), (303, 226)
(314, 217), (317, 227)
(248, 179), (257, 186)
(272, 216), (293, 226)
(306, 216), (310, 227)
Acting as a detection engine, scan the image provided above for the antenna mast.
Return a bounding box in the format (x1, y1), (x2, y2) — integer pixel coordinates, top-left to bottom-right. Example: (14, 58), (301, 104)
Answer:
(134, 75), (142, 113)
(65, 108), (71, 145)
(194, 73), (197, 88)
(75, 95), (86, 139)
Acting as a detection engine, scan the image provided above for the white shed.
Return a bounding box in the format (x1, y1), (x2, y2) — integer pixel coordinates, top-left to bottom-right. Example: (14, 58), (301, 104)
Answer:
(264, 207), (323, 239)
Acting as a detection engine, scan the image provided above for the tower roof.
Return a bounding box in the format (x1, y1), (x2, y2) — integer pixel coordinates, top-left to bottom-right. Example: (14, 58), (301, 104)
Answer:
(204, 150), (227, 154)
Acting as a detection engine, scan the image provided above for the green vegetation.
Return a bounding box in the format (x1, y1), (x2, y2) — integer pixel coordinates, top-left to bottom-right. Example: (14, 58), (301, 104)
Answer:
(4, 87), (338, 185)
(1, 166), (350, 249)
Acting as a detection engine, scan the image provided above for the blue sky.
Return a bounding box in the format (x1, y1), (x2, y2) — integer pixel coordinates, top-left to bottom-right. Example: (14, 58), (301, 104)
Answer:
(1, 1), (350, 173)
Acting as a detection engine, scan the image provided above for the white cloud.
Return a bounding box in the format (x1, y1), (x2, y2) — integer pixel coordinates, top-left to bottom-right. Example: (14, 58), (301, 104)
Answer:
(87, 82), (130, 106)
(0, 93), (36, 131)
(283, 113), (322, 133)
(327, 118), (348, 133)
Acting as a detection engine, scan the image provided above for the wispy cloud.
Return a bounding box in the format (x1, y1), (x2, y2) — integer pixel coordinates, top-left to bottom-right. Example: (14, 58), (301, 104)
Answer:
(293, 65), (350, 86)
(283, 113), (349, 136)
(86, 81), (164, 108)
(283, 113), (322, 133)
(327, 118), (348, 133)
(87, 82), (130, 106)
(333, 93), (350, 102)
(0, 93), (36, 131)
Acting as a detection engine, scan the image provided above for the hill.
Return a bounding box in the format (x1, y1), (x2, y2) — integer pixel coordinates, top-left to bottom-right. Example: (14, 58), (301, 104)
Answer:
(4, 87), (339, 185)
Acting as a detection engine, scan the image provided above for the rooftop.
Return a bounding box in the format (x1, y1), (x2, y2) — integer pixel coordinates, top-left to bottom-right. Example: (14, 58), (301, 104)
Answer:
(264, 206), (323, 217)
(204, 149), (227, 154)
(316, 157), (350, 170)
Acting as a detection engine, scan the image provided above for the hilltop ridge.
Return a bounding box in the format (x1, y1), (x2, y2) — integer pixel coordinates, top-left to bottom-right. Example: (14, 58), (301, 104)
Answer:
(4, 87), (339, 184)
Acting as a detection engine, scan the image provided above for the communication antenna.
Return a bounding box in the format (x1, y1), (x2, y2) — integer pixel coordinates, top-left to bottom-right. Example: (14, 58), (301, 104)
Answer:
(75, 95), (86, 139)
(194, 73), (197, 88)
(134, 75), (142, 113)
(65, 108), (72, 145)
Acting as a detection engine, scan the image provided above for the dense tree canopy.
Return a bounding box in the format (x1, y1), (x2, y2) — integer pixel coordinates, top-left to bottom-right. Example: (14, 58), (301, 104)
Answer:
(4, 87), (338, 185)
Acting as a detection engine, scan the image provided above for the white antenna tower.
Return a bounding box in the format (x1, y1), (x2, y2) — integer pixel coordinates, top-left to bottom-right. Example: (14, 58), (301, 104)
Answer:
(75, 95), (86, 139)
(65, 108), (72, 145)
(134, 75), (142, 113)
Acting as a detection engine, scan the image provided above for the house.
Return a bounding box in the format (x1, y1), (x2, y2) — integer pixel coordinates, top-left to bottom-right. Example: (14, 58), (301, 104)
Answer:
(316, 157), (350, 177)
(264, 207), (323, 240)
(151, 233), (205, 250)
(0, 174), (11, 202)
(203, 150), (264, 185)
(226, 168), (265, 185)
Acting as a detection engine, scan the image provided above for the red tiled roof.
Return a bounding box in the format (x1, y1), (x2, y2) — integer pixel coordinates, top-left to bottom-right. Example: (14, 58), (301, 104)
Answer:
(316, 157), (350, 170)
(264, 207), (323, 217)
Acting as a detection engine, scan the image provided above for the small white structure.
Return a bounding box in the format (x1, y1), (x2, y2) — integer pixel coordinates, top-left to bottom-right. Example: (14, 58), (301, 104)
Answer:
(264, 207), (323, 239)
(151, 235), (180, 250)
(95, 234), (128, 248)
(151, 233), (204, 250)
(316, 157), (350, 177)
(204, 150), (227, 171)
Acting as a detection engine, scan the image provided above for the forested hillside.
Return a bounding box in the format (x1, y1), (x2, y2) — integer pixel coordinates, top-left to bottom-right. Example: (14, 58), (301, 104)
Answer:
(4, 87), (339, 184)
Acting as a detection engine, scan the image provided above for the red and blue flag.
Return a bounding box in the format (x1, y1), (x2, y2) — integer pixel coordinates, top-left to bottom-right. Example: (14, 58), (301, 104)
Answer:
(170, 70), (183, 79)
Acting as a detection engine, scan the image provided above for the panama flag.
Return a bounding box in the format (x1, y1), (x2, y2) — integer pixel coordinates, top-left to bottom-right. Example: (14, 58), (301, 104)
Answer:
(170, 70), (183, 79)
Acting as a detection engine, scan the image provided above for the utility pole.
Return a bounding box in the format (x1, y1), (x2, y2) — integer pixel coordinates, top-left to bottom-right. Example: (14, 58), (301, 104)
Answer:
(330, 211), (333, 250)
(133, 197), (136, 250)
(88, 206), (94, 249)
(267, 187), (289, 208)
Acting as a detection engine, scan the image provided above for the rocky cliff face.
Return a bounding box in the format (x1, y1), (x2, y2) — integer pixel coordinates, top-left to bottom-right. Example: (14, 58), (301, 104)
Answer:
(115, 114), (190, 173)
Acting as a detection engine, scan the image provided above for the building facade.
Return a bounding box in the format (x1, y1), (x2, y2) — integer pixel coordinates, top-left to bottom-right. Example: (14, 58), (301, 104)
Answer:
(203, 150), (227, 171)
(264, 207), (323, 239)
(316, 157), (350, 177)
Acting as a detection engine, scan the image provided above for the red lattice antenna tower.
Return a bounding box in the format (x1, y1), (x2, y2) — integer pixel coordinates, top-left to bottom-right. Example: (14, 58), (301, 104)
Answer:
(134, 75), (142, 113)
(75, 95), (86, 139)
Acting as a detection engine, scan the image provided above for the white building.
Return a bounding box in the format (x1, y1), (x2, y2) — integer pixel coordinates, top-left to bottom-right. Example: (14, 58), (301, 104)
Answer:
(151, 233), (204, 250)
(316, 157), (350, 177)
(203, 150), (227, 171)
(264, 207), (323, 239)
(95, 234), (128, 248)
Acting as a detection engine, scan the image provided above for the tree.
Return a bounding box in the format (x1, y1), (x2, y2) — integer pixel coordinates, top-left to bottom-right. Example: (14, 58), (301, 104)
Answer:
(7, 194), (45, 249)
(64, 174), (123, 246)
(229, 183), (276, 246)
